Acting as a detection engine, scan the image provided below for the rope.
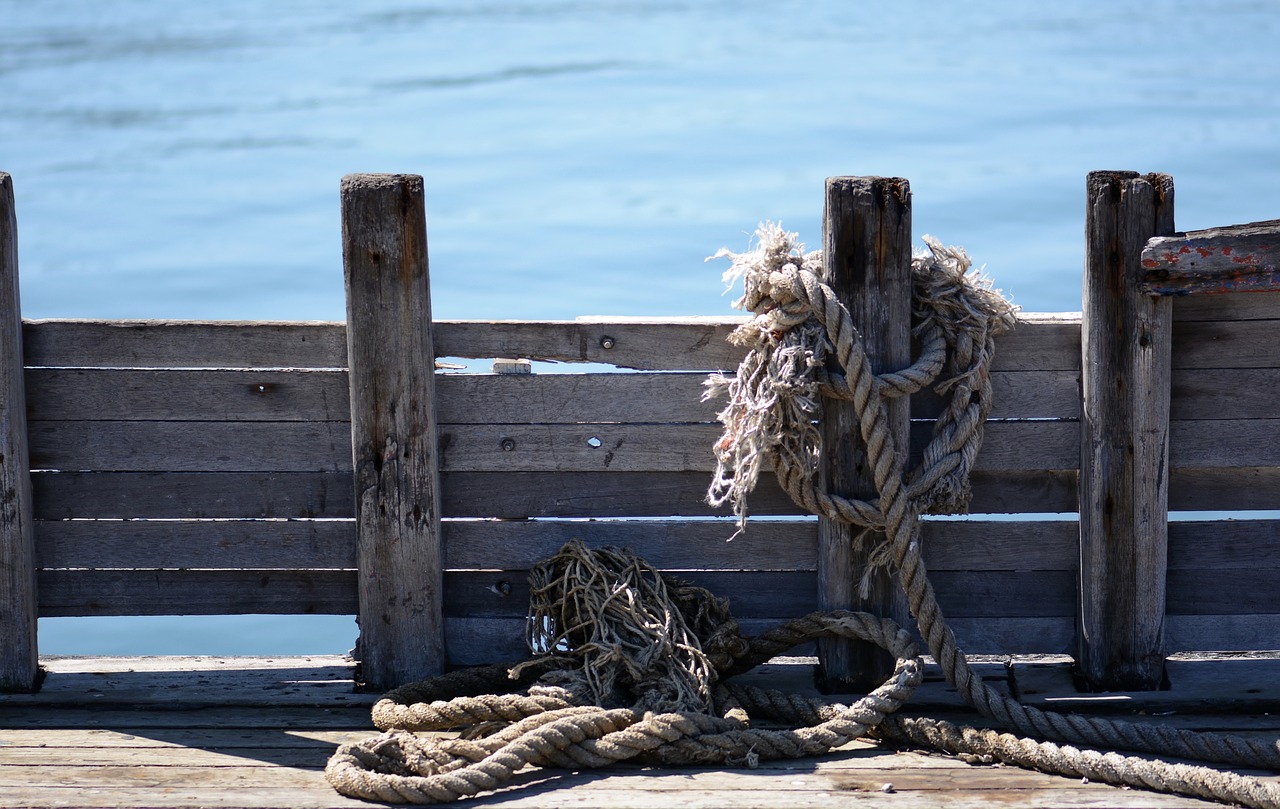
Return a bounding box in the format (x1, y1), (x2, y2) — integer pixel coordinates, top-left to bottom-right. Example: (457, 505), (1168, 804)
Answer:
(703, 223), (1280, 807)
(325, 223), (1280, 807)
(327, 601), (924, 804)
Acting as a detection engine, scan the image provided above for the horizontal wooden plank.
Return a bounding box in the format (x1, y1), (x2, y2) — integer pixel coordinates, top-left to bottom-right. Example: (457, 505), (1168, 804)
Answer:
(441, 570), (1075, 621)
(1172, 289), (1280, 321)
(36, 570), (356, 616)
(1169, 467), (1280, 511)
(442, 518), (1080, 573)
(28, 421), (351, 472)
(33, 515), (1277, 588)
(35, 520), (356, 570)
(25, 368), (351, 421)
(441, 469), (1080, 517)
(1142, 219), (1280, 295)
(1167, 614), (1280, 652)
(26, 417), (1078, 476)
(1167, 520), (1280, 570)
(434, 315), (1083, 374)
(1173, 318), (1280, 369)
(32, 472), (355, 520)
(443, 420), (1080, 474)
(1166, 568), (1280, 615)
(441, 616), (1079, 664)
(1171, 368), (1280, 419)
(436, 318), (747, 371)
(22, 320), (347, 369)
(25, 366), (1082, 424)
(1169, 419), (1280, 467)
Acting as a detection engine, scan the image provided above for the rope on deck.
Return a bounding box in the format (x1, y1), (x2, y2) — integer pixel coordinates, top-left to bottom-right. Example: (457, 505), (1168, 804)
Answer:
(325, 226), (1280, 807)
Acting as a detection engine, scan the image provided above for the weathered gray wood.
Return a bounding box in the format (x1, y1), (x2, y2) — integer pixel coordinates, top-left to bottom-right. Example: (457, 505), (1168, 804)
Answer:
(23, 407), (1274, 479)
(35, 519), (355, 570)
(25, 368), (350, 421)
(25, 364), (1084, 424)
(1167, 614), (1280, 652)
(443, 570), (820, 619)
(0, 171), (37, 692)
(1142, 219), (1280, 295)
(1166, 567), (1280, 614)
(36, 569), (355, 616)
(1166, 519), (1280, 569)
(28, 420), (351, 472)
(1170, 368), (1280, 419)
(442, 613), (1080, 665)
(441, 517), (1080, 573)
(341, 173), (444, 688)
(815, 176), (916, 693)
(1169, 418), (1280, 467)
(1172, 288), (1280, 321)
(440, 469), (1080, 518)
(1172, 319), (1280, 369)
(1169, 467), (1280, 510)
(31, 471), (355, 519)
(1078, 171), (1176, 691)
(22, 320), (348, 368)
(434, 314), (1084, 373)
(39, 515), (1088, 583)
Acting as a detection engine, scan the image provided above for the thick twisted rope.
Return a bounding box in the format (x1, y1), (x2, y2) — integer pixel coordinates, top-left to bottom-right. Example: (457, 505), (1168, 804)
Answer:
(704, 223), (1280, 807)
(327, 606), (924, 804)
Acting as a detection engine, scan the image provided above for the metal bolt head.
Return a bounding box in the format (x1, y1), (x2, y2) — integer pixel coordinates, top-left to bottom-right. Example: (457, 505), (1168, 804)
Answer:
(500, 437), (516, 452)
(599, 335), (616, 349)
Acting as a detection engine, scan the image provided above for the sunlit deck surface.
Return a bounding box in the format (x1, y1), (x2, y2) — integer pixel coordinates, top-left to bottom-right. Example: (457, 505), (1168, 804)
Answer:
(2, 655), (1278, 809)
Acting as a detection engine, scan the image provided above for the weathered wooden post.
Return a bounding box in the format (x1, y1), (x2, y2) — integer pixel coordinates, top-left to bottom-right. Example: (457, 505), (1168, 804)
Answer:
(1078, 170), (1175, 691)
(0, 172), (38, 692)
(341, 173), (445, 689)
(816, 177), (914, 693)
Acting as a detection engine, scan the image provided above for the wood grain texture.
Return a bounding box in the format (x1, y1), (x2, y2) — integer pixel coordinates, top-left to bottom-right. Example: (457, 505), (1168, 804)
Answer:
(440, 517), (1080, 573)
(0, 171), (37, 691)
(22, 320), (347, 369)
(31, 471), (355, 519)
(1172, 318), (1280, 369)
(36, 569), (355, 616)
(35, 519), (356, 570)
(25, 368), (350, 421)
(1078, 170), (1175, 691)
(341, 173), (444, 687)
(24, 364), (1089, 423)
(27, 420), (351, 472)
(1142, 218), (1280, 295)
(1172, 288), (1280, 321)
(816, 177), (914, 692)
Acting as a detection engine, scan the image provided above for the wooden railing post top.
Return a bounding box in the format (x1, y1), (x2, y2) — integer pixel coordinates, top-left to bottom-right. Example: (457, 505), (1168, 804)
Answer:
(825, 176), (911, 205)
(1087, 170), (1175, 200)
(340, 173), (424, 193)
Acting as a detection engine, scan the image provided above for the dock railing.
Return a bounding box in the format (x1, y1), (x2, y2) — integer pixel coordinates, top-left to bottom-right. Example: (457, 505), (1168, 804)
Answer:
(1, 170), (1277, 695)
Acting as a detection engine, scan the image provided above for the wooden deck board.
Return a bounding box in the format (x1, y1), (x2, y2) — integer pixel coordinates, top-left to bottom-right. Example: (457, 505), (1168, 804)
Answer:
(2, 656), (1278, 809)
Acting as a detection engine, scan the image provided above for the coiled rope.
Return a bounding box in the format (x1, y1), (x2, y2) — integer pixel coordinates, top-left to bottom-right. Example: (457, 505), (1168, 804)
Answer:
(326, 224), (1280, 807)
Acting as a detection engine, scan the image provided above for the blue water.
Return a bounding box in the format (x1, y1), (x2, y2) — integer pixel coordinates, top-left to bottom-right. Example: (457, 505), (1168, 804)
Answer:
(5, 1), (1280, 654)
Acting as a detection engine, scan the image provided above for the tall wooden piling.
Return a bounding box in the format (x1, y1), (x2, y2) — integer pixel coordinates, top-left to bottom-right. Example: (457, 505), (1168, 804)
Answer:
(341, 173), (445, 689)
(816, 177), (914, 693)
(1078, 170), (1175, 691)
(0, 172), (38, 692)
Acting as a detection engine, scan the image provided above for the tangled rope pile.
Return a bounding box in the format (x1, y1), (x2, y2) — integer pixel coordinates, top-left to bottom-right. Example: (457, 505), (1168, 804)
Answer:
(327, 542), (928, 803)
(325, 223), (1280, 808)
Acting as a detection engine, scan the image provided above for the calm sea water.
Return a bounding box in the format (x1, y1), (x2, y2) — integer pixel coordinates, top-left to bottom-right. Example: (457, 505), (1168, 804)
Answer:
(4, 1), (1279, 654)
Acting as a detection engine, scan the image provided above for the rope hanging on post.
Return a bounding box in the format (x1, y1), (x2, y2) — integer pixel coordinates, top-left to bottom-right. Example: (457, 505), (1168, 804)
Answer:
(325, 224), (1280, 808)
(703, 222), (1280, 808)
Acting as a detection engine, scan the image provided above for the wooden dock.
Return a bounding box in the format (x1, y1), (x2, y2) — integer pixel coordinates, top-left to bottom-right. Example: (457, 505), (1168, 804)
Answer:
(3, 654), (1279, 808)
(1, 169), (1279, 807)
